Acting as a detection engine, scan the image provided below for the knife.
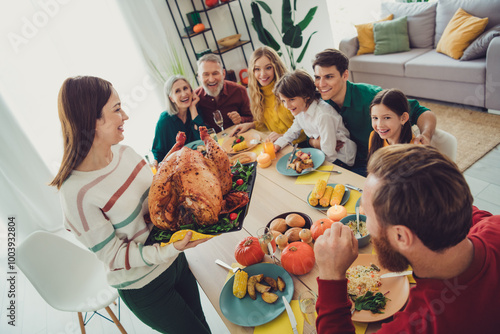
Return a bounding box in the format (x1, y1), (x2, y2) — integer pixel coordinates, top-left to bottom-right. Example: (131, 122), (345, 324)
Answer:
(380, 270), (413, 278)
(282, 296), (299, 334)
(286, 143), (298, 169)
(345, 183), (363, 192)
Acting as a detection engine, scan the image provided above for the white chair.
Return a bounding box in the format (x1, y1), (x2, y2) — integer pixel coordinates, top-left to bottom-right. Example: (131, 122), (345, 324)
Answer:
(17, 231), (127, 334)
(430, 128), (458, 162)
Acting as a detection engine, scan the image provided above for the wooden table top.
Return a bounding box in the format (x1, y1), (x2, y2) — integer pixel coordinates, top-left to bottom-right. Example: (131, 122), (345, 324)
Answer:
(184, 130), (386, 333)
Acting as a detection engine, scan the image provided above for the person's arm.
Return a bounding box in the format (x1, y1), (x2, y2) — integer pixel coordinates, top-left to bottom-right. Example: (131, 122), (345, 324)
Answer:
(151, 114), (169, 163)
(408, 99), (436, 145)
(317, 113), (341, 162)
(415, 110), (436, 145)
(229, 122), (255, 137)
(274, 120), (302, 149)
(314, 222), (358, 333)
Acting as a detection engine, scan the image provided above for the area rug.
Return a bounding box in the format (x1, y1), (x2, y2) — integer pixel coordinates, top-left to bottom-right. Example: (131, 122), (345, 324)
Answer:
(418, 99), (500, 171)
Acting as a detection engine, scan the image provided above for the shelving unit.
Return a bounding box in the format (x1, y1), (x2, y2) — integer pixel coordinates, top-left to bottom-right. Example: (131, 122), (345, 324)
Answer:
(166, 0), (254, 83)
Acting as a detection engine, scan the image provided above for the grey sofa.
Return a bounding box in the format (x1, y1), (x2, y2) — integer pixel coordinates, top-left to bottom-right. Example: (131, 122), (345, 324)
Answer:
(339, 0), (500, 111)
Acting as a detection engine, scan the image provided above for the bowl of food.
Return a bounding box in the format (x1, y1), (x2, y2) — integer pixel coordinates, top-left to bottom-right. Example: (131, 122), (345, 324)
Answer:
(340, 214), (370, 248)
(266, 212), (313, 245)
(217, 34), (241, 47)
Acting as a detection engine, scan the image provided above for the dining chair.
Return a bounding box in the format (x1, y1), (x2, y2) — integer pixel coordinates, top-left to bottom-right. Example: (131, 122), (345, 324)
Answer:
(17, 231), (127, 334)
(430, 128), (458, 162)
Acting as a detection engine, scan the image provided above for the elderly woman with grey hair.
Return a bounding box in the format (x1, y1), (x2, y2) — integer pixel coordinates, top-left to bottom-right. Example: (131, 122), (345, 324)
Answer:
(151, 75), (205, 166)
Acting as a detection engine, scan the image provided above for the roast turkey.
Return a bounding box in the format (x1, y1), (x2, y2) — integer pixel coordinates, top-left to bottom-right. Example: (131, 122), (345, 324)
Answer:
(148, 126), (248, 231)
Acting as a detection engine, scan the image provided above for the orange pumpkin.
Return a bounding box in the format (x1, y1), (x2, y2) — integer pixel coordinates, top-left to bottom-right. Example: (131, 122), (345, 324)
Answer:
(193, 23), (205, 34)
(234, 236), (264, 266)
(311, 218), (334, 240)
(281, 242), (315, 275)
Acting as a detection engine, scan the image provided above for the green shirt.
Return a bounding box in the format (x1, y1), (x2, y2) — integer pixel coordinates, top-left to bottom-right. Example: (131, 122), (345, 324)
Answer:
(326, 81), (429, 166)
(151, 110), (205, 162)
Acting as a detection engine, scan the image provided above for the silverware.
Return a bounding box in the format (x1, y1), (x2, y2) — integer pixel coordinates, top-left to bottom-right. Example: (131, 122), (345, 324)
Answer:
(345, 184), (363, 192)
(380, 270), (413, 278)
(301, 167), (342, 174)
(286, 143), (299, 169)
(282, 296), (299, 334)
(215, 259), (240, 273)
(355, 205), (362, 239)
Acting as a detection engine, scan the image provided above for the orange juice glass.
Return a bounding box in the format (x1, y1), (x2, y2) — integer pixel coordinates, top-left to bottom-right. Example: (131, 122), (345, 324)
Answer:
(263, 142), (276, 160)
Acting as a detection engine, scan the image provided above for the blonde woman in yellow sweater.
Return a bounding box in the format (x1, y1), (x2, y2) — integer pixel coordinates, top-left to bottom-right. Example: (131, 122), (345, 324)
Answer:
(230, 46), (306, 144)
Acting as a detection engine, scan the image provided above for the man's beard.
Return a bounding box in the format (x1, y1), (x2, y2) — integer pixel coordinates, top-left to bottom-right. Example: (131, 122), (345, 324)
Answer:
(372, 230), (410, 273)
(203, 81), (224, 97)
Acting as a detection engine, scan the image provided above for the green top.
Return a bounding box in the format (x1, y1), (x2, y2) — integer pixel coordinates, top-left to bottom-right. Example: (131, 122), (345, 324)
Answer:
(326, 81), (429, 166)
(151, 110), (205, 162)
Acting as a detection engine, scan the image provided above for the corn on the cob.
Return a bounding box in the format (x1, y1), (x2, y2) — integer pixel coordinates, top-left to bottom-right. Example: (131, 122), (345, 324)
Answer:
(308, 191), (319, 206)
(233, 270), (248, 298)
(233, 141), (248, 152)
(330, 184), (346, 206)
(313, 179), (327, 199)
(320, 186), (334, 207)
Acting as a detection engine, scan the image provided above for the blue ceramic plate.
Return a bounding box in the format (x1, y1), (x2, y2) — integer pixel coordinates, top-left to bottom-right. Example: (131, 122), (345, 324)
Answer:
(219, 263), (294, 327)
(184, 139), (205, 150)
(276, 148), (326, 176)
(307, 184), (351, 210)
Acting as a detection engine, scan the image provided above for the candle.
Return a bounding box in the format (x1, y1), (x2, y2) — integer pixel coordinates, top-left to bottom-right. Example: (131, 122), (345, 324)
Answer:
(263, 142), (276, 160)
(327, 205), (347, 221)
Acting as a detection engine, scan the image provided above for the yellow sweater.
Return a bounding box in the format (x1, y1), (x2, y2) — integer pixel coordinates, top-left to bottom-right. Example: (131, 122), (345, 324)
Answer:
(256, 82), (307, 143)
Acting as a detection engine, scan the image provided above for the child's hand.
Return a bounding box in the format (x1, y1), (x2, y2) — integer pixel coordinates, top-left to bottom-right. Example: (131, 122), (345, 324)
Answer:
(265, 132), (282, 143)
(309, 137), (321, 149)
(274, 144), (281, 152)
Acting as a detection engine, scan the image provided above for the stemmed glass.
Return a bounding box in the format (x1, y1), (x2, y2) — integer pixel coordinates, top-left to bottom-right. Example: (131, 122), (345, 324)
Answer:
(257, 226), (278, 264)
(213, 110), (227, 137)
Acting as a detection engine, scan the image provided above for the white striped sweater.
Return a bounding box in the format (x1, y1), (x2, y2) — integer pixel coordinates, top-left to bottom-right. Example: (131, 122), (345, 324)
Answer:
(60, 144), (180, 289)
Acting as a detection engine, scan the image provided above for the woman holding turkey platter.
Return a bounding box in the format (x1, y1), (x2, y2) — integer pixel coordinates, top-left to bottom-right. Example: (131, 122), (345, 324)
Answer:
(50, 76), (211, 334)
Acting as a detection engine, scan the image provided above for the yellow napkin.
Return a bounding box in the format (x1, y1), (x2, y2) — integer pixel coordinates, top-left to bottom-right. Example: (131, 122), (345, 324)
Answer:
(354, 321), (368, 334)
(253, 300), (305, 334)
(345, 190), (361, 214)
(371, 250), (416, 284)
(250, 143), (264, 155)
(295, 166), (333, 185)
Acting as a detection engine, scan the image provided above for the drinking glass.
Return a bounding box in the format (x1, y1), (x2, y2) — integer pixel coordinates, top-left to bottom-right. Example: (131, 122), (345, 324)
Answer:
(213, 110), (226, 137)
(299, 289), (318, 331)
(256, 226), (277, 263)
(207, 128), (218, 143)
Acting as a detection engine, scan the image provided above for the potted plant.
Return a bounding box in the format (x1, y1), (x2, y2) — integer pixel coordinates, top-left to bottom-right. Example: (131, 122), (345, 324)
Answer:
(250, 0), (317, 70)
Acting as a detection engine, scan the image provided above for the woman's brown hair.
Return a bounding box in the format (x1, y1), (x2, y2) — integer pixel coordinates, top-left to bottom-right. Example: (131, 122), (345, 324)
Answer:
(368, 88), (412, 160)
(50, 76), (113, 189)
(248, 46), (288, 123)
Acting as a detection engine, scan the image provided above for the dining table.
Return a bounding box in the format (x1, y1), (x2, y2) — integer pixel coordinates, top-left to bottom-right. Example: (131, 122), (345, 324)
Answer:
(183, 128), (399, 334)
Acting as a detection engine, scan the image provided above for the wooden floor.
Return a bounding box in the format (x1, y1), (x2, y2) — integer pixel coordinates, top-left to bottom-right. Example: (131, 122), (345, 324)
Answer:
(1, 144), (498, 334)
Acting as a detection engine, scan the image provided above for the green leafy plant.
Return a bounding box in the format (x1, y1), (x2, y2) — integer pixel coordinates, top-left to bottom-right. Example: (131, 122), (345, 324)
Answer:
(251, 0), (318, 70)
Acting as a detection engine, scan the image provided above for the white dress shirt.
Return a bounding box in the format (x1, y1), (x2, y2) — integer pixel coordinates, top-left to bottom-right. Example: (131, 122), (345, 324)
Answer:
(274, 99), (357, 166)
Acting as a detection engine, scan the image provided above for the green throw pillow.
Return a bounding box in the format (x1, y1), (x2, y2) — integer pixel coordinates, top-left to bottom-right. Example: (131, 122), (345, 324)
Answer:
(373, 16), (410, 55)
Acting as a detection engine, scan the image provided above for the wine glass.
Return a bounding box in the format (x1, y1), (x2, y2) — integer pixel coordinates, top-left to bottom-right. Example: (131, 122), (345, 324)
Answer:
(299, 290), (318, 333)
(213, 110), (226, 137)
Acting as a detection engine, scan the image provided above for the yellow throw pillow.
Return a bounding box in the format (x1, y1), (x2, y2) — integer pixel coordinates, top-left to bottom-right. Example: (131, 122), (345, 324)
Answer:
(436, 8), (488, 59)
(356, 14), (394, 55)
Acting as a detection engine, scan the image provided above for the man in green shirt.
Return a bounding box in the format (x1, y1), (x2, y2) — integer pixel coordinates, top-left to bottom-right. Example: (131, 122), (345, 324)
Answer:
(312, 48), (436, 176)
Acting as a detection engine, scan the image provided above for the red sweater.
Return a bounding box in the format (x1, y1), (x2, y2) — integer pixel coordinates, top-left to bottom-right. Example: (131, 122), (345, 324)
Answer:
(316, 207), (500, 334)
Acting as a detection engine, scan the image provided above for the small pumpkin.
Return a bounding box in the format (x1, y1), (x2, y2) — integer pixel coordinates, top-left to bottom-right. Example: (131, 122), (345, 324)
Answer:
(234, 236), (264, 266)
(192, 23), (205, 34)
(276, 234), (289, 251)
(299, 228), (313, 244)
(281, 242), (315, 275)
(311, 218), (334, 240)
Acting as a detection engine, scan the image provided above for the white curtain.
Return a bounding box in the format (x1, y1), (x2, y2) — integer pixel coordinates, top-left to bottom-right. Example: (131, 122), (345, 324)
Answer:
(116, 0), (197, 87)
(0, 95), (63, 240)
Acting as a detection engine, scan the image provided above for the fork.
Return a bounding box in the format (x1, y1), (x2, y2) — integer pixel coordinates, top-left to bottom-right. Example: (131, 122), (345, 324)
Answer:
(301, 167), (342, 174)
(215, 259), (240, 273)
(354, 206), (362, 238)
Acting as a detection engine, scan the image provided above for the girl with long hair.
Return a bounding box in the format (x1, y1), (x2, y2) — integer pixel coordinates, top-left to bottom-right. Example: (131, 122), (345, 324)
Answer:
(368, 89), (414, 160)
(229, 46), (306, 143)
